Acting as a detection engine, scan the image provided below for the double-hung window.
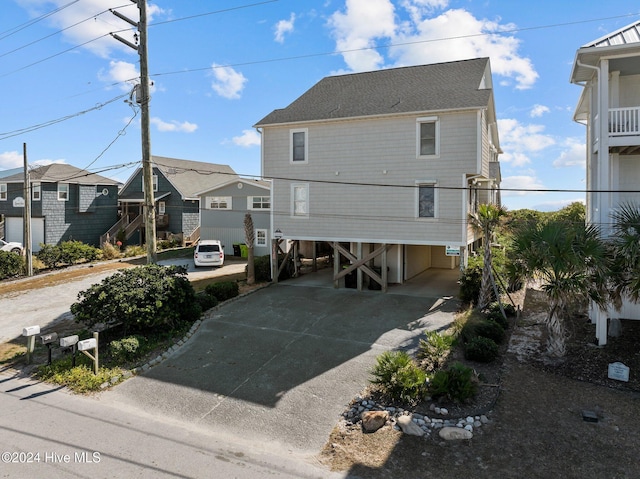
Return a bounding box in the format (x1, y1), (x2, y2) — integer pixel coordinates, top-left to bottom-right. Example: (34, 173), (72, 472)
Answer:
(58, 183), (69, 201)
(416, 117), (439, 157)
(0, 183), (6, 201)
(290, 128), (308, 164)
(291, 183), (309, 217)
(416, 182), (436, 219)
(32, 182), (41, 201)
(142, 174), (158, 193)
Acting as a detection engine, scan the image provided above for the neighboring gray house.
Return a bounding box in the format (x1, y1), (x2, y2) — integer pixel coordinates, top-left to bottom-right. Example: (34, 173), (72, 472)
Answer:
(255, 58), (502, 290)
(196, 178), (271, 257)
(0, 163), (120, 251)
(570, 20), (640, 344)
(114, 156), (237, 246)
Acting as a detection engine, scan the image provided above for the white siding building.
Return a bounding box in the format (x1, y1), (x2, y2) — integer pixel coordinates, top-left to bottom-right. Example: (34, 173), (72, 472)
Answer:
(255, 58), (502, 290)
(571, 20), (640, 344)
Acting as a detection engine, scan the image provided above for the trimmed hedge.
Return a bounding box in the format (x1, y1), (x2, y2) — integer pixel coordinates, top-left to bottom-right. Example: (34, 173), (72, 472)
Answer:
(204, 281), (239, 302)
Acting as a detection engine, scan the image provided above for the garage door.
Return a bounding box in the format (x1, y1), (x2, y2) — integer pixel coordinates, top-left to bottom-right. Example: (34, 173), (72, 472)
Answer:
(6, 217), (45, 252)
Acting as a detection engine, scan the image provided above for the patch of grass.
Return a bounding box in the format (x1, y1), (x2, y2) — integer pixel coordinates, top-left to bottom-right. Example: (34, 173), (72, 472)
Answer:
(36, 354), (126, 393)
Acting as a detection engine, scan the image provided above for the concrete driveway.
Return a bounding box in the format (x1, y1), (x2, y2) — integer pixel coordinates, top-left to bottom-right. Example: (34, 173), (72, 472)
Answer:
(104, 269), (460, 455)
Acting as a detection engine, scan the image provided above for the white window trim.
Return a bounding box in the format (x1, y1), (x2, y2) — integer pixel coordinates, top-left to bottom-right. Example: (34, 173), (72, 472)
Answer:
(291, 183), (309, 218)
(416, 116), (440, 158)
(0, 183), (6, 201)
(142, 174), (158, 193)
(247, 196), (271, 211)
(290, 128), (308, 164)
(206, 196), (232, 210)
(32, 182), (41, 201)
(415, 180), (437, 219)
(58, 183), (69, 201)
(158, 201), (166, 215)
(255, 229), (267, 247)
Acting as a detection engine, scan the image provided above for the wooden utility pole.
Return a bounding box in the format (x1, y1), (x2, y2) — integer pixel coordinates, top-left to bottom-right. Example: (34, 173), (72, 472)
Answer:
(22, 143), (33, 276)
(138, 0), (156, 264)
(111, 1), (156, 263)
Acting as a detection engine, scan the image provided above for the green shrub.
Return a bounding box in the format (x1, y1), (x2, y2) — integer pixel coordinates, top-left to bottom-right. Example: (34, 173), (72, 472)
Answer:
(370, 350), (427, 403)
(485, 309), (509, 330)
(459, 264), (482, 304)
(71, 264), (201, 334)
(462, 318), (505, 344)
(488, 301), (517, 317)
(123, 245), (145, 257)
(417, 330), (455, 372)
(429, 362), (478, 402)
(109, 336), (148, 363)
(253, 255), (272, 282)
(464, 336), (499, 362)
(204, 281), (239, 302)
(196, 291), (219, 311)
(37, 241), (101, 268)
(0, 250), (24, 279)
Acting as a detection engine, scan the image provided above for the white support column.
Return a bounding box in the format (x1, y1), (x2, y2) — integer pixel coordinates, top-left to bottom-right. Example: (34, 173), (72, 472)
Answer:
(598, 59), (611, 236)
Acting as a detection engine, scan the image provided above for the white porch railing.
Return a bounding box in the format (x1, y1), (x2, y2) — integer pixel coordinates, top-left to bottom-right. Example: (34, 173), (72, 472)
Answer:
(609, 107), (640, 136)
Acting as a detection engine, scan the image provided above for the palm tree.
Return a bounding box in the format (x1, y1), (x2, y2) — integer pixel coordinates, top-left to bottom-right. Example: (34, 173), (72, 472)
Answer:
(609, 202), (640, 305)
(244, 213), (255, 285)
(469, 203), (506, 310)
(510, 220), (610, 357)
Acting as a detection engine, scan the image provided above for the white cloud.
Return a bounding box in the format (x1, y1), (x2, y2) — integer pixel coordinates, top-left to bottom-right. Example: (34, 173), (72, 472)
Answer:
(530, 104), (550, 117)
(150, 118), (198, 133)
(0, 151), (23, 169)
(328, 0), (397, 72)
(497, 118), (555, 167)
(16, 1), (165, 58)
(99, 60), (139, 91)
(274, 13), (296, 43)
(210, 64), (247, 99)
(553, 138), (585, 168)
(232, 130), (261, 147)
(327, 1), (538, 89)
(500, 175), (546, 197)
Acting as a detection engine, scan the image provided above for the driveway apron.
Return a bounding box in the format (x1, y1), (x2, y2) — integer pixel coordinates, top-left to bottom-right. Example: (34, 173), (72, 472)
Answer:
(105, 280), (459, 454)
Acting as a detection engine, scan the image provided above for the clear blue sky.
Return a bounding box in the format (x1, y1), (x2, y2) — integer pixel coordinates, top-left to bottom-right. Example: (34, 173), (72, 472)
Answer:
(1, 0), (639, 211)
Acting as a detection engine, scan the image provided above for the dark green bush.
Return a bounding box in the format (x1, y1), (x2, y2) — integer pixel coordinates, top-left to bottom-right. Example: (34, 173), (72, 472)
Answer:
(109, 335), (148, 363)
(37, 240), (101, 268)
(0, 250), (24, 279)
(462, 318), (505, 344)
(204, 281), (239, 302)
(429, 362), (478, 402)
(459, 264), (482, 304)
(370, 350), (427, 403)
(485, 309), (509, 330)
(488, 301), (517, 317)
(71, 264), (201, 334)
(464, 336), (499, 362)
(253, 255), (272, 282)
(196, 291), (219, 311)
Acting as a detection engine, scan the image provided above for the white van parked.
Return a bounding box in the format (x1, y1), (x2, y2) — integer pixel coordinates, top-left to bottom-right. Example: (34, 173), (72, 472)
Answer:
(193, 240), (225, 267)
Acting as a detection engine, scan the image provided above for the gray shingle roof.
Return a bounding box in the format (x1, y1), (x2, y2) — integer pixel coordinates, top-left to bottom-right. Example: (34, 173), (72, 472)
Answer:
(1, 163), (119, 185)
(255, 58), (492, 126)
(151, 156), (237, 199)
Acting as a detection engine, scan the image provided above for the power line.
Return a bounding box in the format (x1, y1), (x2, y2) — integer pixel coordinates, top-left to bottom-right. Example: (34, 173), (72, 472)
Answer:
(0, 93), (129, 141)
(0, 0), (80, 40)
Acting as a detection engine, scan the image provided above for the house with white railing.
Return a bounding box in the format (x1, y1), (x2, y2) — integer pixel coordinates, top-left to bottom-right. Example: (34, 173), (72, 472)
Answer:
(571, 20), (640, 344)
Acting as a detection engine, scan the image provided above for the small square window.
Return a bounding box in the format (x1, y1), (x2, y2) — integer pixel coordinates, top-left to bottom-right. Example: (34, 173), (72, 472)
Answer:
(32, 183), (41, 201)
(255, 229), (267, 247)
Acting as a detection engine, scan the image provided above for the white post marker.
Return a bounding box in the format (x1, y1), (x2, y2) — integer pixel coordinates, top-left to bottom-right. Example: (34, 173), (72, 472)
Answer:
(78, 332), (99, 374)
(22, 325), (40, 364)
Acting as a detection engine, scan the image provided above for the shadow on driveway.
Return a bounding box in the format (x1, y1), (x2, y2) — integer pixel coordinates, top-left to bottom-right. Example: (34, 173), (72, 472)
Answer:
(107, 273), (460, 453)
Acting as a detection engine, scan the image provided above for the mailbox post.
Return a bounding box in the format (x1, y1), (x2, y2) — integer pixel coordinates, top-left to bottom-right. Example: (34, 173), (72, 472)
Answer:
(22, 325), (40, 364)
(60, 335), (79, 367)
(78, 332), (99, 374)
(40, 332), (58, 365)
